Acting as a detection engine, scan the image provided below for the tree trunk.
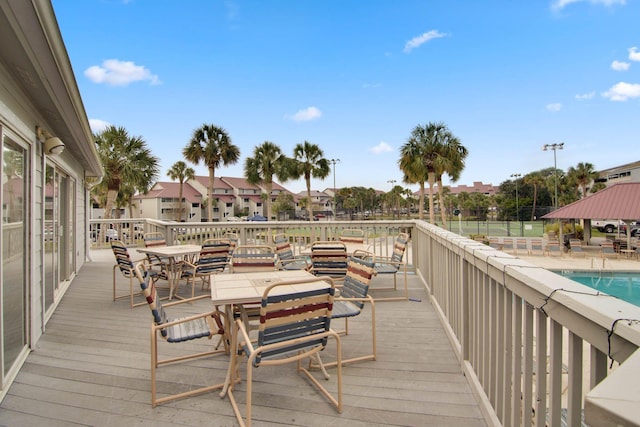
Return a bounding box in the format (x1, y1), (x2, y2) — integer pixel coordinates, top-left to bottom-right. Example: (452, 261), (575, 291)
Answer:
(207, 166), (215, 222)
(305, 175), (313, 221)
(266, 181), (273, 220)
(427, 172), (436, 224)
(177, 181), (184, 222)
(437, 178), (447, 228)
(418, 182), (425, 220)
(103, 188), (118, 220)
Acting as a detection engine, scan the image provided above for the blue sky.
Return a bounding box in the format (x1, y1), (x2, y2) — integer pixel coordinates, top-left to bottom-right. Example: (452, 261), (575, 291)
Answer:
(52, 0), (640, 194)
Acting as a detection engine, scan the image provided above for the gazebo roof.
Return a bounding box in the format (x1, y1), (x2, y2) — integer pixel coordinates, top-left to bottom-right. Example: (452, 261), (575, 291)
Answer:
(542, 182), (640, 220)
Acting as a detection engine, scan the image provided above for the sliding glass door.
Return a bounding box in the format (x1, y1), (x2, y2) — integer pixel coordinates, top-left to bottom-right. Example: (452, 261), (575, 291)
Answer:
(1, 132), (29, 379)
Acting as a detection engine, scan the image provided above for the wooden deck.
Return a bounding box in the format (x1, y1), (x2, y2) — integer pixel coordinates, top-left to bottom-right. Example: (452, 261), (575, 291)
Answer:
(0, 250), (486, 427)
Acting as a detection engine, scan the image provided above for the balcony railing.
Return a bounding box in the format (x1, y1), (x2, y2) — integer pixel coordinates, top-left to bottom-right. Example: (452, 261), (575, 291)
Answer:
(88, 218), (640, 425)
(414, 221), (640, 426)
(89, 218), (416, 263)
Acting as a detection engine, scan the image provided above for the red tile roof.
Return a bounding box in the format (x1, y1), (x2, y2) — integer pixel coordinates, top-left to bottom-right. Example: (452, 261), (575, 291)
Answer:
(135, 182), (201, 203)
(193, 176), (233, 189)
(542, 182), (640, 220)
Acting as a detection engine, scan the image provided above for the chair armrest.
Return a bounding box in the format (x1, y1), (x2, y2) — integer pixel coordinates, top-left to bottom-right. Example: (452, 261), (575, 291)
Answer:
(236, 317), (255, 351)
(335, 295), (374, 305)
(151, 306), (223, 330)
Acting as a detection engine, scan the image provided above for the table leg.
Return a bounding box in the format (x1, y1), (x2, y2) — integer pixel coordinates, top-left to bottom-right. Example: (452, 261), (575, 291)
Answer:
(220, 304), (239, 398)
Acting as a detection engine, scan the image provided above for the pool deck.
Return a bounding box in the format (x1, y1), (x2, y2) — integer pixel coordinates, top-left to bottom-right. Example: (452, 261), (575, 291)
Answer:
(517, 246), (640, 272)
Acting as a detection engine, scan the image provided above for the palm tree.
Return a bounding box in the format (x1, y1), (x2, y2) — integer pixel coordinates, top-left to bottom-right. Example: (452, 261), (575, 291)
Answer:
(399, 138), (428, 220)
(183, 124), (240, 222)
(399, 122), (465, 225)
(244, 141), (289, 220)
(94, 125), (160, 220)
(524, 172), (545, 221)
(434, 131), (467, 228)
(567, 162), (598, 199)
(288, 141), (330, 220)
(167, 161), (195, 222)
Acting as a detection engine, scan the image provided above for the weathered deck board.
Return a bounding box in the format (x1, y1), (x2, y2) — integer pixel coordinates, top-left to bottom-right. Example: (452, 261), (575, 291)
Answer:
(0, 250), (486, 426)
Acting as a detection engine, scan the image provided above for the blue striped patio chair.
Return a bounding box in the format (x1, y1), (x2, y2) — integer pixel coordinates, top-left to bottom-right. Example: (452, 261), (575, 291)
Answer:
(230, 244), (277, 273)
(309, 241), (348, 281)
(179, 239), (231, 296)
(321, 252), (377, 367)
(228, 277), (342, 426)
(111, 240), (168, 308)
(143, 231), (172, 268)
(339, 228), (365, 243)
(545, 240), (563, 257)
(569, 239), (586, 257)
(273, 233), (310, 271)
(516, 238), (529, 255)
(370, 232), (409, 301)
(133, 263), (228, 408)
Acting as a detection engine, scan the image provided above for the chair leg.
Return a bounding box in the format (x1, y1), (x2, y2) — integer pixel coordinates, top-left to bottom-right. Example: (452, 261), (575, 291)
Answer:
(151, 328), (158, 407)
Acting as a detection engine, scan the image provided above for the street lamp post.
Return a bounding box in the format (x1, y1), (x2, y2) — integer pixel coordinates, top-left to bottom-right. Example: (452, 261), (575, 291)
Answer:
(510, 173), (521, 222)
(329, 158), (340, 218)
(542, 143), (564, 212)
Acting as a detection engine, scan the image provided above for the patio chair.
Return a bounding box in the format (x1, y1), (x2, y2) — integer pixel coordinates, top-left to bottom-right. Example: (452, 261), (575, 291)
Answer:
(530, 239), (544, 255)
(223, 232), (239, 253)
(600, 241), (618, 259)
(569, 239), (586, 257)
(179, 239), (231, 295)
(488, 237), (502, 250)
(516, 238), (529, 255)
(545, 240), (563, 257)
(319, 252), (377, 367)
(370, 232), (409, 301)
(228, 277), (342, 426)
(143, 232), (172, 267)
(339, 228), (365, 244)
(133, 263), (228, 408)
(309, 241), (348, 280)
(273, 233), (311, 271)
(230, 244), (277, 273)
(502, 238), (515, 253)
(111, 240), (167, 308)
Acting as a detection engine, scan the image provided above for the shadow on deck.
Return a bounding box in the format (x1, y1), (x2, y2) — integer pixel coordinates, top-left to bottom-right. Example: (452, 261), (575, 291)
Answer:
(0, 250), (486, 426)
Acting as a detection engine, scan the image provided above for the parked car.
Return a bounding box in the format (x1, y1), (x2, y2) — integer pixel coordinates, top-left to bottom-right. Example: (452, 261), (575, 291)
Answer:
(246, 215), (267, 221)
(592, 219), (626, 233)
(225, 216), (242, 222)
(621, 224), (640, 237)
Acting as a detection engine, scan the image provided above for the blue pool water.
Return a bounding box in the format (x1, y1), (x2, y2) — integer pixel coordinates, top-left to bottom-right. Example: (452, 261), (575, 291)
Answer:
(555, 271), (640, 307)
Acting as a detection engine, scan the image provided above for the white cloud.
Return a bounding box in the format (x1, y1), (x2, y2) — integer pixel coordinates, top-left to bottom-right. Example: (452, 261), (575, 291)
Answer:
(89, 119), (111, 133)
(575, 91), (595, 100)
(370, 141), (393, 154)
(546, 103), (562, 112)
(403, 30), (446, 53)
(551, 0), (626, 10)
(611, 60), (630, 71)
(286, 106), (322, 122)
(629, 47), (640, 61)
(84, 59), (161, 86)
(602, 81), (640, 101)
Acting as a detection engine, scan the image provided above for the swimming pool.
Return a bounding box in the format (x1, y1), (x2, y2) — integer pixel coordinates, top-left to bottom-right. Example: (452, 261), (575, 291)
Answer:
(555, 270), (640, 307)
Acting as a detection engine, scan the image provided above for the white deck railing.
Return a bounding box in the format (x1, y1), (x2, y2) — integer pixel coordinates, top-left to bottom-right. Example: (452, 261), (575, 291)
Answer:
(89, 218), (640, 425)
(414, 221), (640, 427)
